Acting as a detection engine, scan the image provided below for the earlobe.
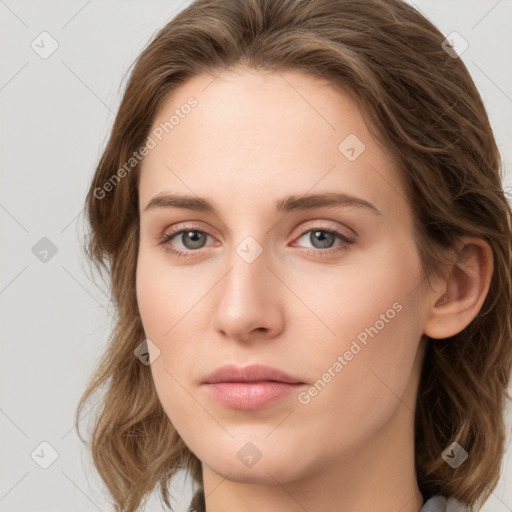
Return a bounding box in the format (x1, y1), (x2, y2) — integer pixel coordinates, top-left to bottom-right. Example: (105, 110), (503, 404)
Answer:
(423, 237), (493, 340)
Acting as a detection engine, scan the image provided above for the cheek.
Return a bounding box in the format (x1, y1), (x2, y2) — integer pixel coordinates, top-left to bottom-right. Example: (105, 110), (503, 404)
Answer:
(136, 250), (204, 433)
(135, 246), (207, 383)
(135, 245), (189, 338)
(136, 257), (164, 338)
(288, 238), (422, 345)
(297, 240), (424, 424)
(291, 239), (424, 408)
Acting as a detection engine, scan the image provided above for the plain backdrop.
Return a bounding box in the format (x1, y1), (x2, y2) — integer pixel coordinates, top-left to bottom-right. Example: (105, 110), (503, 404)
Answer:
(1, 1), (511, 511)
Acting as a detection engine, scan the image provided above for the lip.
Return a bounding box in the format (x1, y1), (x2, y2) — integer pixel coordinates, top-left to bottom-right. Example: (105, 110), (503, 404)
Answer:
(201, 364), (306, 410)
(202, 364), (303, 385)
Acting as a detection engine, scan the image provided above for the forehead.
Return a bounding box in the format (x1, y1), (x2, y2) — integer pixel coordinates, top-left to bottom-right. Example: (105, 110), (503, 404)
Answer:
(147, 67), (368, 146)
(138, 67), (409, 221)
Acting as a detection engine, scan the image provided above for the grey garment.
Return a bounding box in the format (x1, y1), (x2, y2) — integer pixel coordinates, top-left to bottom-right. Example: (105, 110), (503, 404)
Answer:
(420, 495), (469, 512)
(190, 490), (469, 512)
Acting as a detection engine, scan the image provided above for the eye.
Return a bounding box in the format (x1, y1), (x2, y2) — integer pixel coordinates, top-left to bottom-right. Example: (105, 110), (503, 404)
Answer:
(158, 225), (355, 259)
(293, 227), (355, 255)
(159, 229), (214, 259)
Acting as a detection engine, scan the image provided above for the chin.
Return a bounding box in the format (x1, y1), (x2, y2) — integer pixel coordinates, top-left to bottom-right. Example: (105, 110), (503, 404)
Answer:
(201, 438), (316, 482)
(204, 456), (302, 485)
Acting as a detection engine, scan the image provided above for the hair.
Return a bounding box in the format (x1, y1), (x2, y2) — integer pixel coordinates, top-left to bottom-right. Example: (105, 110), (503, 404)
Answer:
(75, 0), (512, 511)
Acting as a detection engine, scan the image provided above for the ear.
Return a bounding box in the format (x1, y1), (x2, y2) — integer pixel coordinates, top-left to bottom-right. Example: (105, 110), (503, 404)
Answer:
(423, 237), (493, 339)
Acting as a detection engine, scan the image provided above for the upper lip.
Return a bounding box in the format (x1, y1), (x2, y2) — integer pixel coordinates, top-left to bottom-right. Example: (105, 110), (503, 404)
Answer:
(201, 364), (304, 384)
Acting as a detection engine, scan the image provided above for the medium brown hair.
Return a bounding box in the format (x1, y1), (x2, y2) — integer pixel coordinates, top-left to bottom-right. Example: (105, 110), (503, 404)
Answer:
(75, 0), (512, 510)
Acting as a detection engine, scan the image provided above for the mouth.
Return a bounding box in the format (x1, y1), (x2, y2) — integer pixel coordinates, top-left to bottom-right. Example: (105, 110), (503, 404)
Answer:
(201, 364), (306, 410)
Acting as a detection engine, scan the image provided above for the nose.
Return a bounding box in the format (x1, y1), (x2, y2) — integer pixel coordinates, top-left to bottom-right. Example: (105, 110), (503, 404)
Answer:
(212, 240), (284, 343)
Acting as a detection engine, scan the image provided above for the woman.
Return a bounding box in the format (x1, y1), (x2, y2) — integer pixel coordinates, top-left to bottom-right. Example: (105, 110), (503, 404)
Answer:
(76, 0), (512, 511)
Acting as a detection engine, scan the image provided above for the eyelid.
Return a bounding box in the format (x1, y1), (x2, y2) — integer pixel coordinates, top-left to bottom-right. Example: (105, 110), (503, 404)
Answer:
(293, 220), (356, 240)
(163, 220), (219, 236)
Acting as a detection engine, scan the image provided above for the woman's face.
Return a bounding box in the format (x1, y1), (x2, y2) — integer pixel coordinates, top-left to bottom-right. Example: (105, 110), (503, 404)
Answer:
(136, 67), (432, 486)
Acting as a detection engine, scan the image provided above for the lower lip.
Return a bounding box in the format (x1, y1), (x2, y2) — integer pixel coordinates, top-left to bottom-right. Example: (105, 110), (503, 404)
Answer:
(203, 382), (303, 410)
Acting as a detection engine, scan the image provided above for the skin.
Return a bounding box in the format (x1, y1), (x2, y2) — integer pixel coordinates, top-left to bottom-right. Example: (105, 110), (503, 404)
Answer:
(136, 66), (492, 512)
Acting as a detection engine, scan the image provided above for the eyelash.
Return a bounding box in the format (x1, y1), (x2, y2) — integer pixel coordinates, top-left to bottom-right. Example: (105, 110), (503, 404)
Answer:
(158, 225), (355, 259)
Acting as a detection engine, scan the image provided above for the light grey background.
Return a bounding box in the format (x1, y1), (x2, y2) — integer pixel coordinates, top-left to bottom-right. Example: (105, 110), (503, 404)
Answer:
(1, 1), (511, 511)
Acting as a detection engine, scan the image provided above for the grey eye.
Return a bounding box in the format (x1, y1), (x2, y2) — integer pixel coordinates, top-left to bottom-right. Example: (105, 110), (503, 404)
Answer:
(178, 230), (208, 249)
(299, 230), (337, 249)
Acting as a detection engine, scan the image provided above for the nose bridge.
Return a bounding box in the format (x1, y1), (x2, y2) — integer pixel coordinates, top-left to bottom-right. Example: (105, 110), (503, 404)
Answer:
(221, 211), (272, 279)
(212, 229), (280, 338)
(222, 232), (270, 304)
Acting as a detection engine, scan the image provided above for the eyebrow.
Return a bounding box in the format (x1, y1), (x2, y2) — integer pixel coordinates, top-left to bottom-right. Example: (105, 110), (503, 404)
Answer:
(143, 191), (381, 216)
